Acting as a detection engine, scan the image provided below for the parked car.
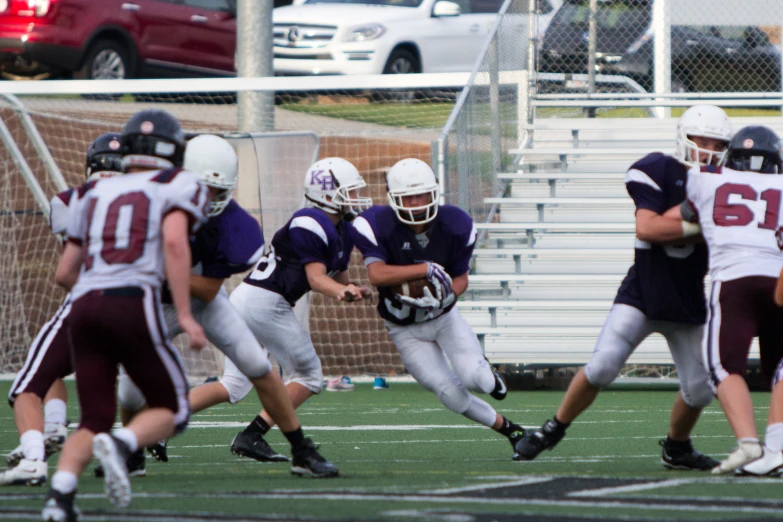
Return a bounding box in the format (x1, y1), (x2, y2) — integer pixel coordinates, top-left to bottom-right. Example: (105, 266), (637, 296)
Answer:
(538, 0), (781, 93)
(272, 0), (505, 76)
(0, 0), (237, 80)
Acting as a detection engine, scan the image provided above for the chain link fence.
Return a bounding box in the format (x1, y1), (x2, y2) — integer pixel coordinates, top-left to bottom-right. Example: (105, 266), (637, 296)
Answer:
(535, 0), (783, 98)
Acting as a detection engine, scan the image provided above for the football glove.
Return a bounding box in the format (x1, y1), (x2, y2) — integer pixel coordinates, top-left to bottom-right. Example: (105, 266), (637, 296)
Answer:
(398, 286), (440, 311)
(426, 262), (453, 301)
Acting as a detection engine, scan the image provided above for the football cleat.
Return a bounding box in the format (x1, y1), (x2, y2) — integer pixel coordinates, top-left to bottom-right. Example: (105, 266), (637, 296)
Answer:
(146, 439), (168, 462)
(291, 438), (339, 478)
(41, 489), (79, 522)
(736, 445), (783, 476)
(0, 458), (47, 486)
(230, 432), (289, 463)
(513, 419), (566, 461)
(712, 440), (763, 475)
(6, 424), (68, 468)
(486, 357), (507, 401)
(326, 376), (355, 392)
(92, 434), (132, 507)
(94, 448), (146, 478)
(373, 377), (389, 390)
(659, 439), (719, 471)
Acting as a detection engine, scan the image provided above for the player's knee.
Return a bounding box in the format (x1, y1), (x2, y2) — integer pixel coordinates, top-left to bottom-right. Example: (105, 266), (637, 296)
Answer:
(437, 385), (471, 415)
(117, 373), (146, 411)
(219, 373), (254, 404)
(286, 365), (323, 395)
(469, 362), (496, 395)
(584, 358), (622, 388)
(230, 351), (272, 381)
(681, 379), (714, 409)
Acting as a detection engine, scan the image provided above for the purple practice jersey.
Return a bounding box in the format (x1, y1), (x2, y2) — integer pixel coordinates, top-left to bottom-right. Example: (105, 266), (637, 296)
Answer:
(615, 152), (708, 323)
(352, 204), (476, 326)
(191, 200), (265, 279)
(243, 207), (354, 306)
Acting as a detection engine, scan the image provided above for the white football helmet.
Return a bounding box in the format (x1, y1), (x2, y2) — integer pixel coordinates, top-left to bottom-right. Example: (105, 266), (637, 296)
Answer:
(386, 158), (440, 225)
(675, 105), (733, 168)
(184, 134), (238, 217)
(303, 157), (371, 219)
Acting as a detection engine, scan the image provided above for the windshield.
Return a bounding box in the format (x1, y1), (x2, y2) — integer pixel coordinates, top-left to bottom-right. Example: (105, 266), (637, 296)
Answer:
(553, 1), (651, 30)
(304, 0), (423, 6)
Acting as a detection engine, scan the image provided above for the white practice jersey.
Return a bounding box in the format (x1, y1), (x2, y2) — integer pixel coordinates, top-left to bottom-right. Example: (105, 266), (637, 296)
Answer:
(687, 165), (783, 282)
(67, 168), (209, 299)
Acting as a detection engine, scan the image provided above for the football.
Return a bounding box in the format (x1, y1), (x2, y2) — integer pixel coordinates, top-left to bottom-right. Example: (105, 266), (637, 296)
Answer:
(391, 278), (435, 299)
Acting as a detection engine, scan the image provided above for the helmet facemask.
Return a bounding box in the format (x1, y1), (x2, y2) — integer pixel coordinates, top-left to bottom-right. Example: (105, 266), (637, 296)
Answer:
(678, 129), (729, 168)
(387, 184), (440, 225)
(304, 166), (371, 220)
(86, 153), (123, 182)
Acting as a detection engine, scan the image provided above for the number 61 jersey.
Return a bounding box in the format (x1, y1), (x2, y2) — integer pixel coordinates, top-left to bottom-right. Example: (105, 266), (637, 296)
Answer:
(687, 165), (783, 282)
(66, 168), (210, 299)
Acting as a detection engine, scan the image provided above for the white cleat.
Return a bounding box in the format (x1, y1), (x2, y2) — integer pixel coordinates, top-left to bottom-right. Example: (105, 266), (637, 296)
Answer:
(0, 458), (47, 486)
(92, 434), (131, 508)
(6, 424), (68, 469)
(736, 446), (783, 476)
(712, 440), (763, 475)
(44, 423), (68, 456)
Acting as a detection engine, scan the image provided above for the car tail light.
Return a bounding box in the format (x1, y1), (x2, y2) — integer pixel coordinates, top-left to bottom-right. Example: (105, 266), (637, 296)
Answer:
(9, 0), (52, 16)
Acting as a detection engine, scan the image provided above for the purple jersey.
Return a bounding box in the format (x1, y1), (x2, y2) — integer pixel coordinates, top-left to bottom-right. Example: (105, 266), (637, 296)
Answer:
(352, 204), (476, 326)
(615, 152), (708, 323)
(192, 200), (264, 279)
(244, 208), (354, 305)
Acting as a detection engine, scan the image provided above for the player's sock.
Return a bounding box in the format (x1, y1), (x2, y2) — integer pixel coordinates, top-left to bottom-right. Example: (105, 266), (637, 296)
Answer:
(44, 399), (67, 426)
(663, 436), (694, 455)
(282, 427), (305, 448)
(20, 430), (45, 461)
(497, 417), (525, 440)
(551, 415), (570, 434)
(113, 428), (139, 453)
(51, 471), (78, 494)
(243, 415), (272, 436)
(764, 423), (783, 452)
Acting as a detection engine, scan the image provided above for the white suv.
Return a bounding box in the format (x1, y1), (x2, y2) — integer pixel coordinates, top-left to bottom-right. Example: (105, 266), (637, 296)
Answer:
(273, 0), (503, 76)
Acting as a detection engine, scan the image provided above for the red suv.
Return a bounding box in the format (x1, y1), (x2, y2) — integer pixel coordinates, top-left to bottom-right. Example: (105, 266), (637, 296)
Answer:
(0, 0), (237, 80)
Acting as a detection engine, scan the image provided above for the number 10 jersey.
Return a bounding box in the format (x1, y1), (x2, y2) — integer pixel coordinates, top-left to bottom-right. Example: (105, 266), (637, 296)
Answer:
(687, 165), (783, 283)
(66, 168), (210, 299)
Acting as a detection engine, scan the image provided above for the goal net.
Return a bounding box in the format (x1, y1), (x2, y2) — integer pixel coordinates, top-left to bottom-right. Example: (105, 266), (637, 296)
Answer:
(0, 75), (466, 381)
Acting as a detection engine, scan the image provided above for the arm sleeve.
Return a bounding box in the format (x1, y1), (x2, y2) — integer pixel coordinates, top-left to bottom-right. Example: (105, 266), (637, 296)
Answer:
(625, 168), (667, 214)
(49, 193), (71, 236)
(289, 217), (330, 266)
(165, 174), (210, 234)
(65, 190), (87, 245)
(450, 221), (476, 277)
(351, 215), (388, 264)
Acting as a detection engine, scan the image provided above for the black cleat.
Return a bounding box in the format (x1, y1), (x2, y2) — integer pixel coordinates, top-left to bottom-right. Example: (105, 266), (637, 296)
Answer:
(146, 439), (168, 462)
(486, 357), (507, 401)
(230, 432), (289, 463)
(94, 448), (146, 478)
(41, 488), (79, 522)
(291, 438), (339, 478)
(660, 439), (719, 471)
(513, 419), (566, 461)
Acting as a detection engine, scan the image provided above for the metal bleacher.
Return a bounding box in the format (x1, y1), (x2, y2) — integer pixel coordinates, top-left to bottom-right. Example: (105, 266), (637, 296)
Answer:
(463, 116), (777, 368)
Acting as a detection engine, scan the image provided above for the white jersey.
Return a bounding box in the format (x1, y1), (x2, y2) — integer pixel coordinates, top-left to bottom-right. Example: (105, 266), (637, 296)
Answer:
(67, 168), (209, 299)
(687, 165), (783, 282)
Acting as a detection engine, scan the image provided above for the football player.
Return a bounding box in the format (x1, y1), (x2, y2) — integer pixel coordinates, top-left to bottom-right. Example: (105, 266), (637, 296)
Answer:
(115, 135), (340, 477)
(42, 108), (210, 520)
(515, 105), (732, 469)
(670, 125), (783, 475)
(1, 132), (123, 487)
(350, 158), (524, 458)
(187, 157), (373, 462)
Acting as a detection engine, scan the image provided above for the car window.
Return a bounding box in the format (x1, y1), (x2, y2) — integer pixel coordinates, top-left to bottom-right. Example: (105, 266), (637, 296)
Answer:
(470, 0), (503, 14)
(304, 0), (424, 6)
(183, 0), (233, 12)
(718, 26), (750, 41)
(552, 0), (650, 31)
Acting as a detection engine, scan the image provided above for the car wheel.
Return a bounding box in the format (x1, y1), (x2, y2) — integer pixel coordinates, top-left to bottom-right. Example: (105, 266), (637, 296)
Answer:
(76, 40), (133, 99)
(375, 48), (421, 103)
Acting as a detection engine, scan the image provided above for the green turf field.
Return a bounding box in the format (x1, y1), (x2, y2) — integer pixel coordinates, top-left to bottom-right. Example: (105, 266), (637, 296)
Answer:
(1, 381), (781, 521)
